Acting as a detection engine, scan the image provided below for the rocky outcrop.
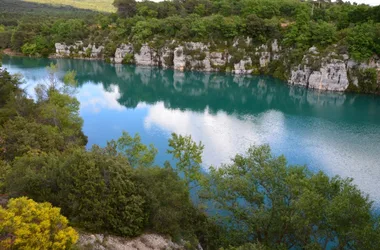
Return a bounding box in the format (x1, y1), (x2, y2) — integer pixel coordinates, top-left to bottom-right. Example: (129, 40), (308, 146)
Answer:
(134, 44), (160, 66)
(347, 58), (380, 87)
(55, 39), (279, 74)
(54, 40), (380, 93)
(114, 44), (133, 64)
(77, 233), (184, 250)
(289, 47), (350, 91)
(55, 41), (104, 58)
(233, 58), (253, 74)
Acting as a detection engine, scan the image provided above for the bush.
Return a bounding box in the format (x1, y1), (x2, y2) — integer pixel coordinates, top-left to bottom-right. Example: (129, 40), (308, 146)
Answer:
(358, 68), (378, 93)
(0, 197), (78, 250)
(0, 31), (12, 49)
(200, 145), (380, 249)
(135, 165), (194, 238)
(21, 42), (37, 56)
(122, 53), (134, 64)
(7, 146), (147, 237)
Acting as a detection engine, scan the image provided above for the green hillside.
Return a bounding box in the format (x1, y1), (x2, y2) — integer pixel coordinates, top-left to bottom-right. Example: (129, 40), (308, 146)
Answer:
(23, 0), (115, 12)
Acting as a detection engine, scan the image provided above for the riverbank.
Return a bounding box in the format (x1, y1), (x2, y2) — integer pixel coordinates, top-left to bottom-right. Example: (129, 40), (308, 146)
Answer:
(53, 40), (380, 94)
(3, 41), (380, 95)
(2, 48), (24, 57)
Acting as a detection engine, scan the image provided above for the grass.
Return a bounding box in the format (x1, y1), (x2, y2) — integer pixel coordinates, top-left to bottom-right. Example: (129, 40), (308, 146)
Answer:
(0, 0), (103, 25)
(22, 0), (116, 13)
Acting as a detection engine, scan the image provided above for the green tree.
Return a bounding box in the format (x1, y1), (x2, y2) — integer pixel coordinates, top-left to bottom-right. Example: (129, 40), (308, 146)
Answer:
(244, 14), (266, 42)
(200, 145), (380, 249)
(168, 133), (204, 187)
(21, 42), (37, 56)
(357, 68), (378, 93)
(0, 160), (10, 193)
(0, 70), (22, 107)
(310, 21), (337, 46)
(0, 67), (86, 161)
(134, 165), (195, 239)
(7, 147), (146, 237)
(113, 0), (137, 18)
(0, 117), (65, 161)
(347, 22), (380, 61)
(116, 131), (157, 168)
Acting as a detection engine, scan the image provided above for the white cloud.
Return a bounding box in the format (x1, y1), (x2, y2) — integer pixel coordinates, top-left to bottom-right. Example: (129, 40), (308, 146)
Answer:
(144, 102), (286, 167)
(78, 83), (125, 113)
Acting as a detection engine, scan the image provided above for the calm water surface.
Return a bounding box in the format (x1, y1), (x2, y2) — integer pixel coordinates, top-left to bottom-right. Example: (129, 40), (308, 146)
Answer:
(3, 56), (380, 206)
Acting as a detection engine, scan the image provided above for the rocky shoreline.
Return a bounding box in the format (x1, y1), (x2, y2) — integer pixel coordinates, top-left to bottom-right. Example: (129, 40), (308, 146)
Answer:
(7, 38), (380, 93)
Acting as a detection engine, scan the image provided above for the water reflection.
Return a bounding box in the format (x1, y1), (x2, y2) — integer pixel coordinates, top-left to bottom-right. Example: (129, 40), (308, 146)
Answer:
(3, 56), (380, 207)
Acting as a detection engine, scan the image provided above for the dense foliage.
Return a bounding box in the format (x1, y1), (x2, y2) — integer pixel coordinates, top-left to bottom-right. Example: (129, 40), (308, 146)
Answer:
(0, 65), (222, 248)
(0, 65), (87, 162)
(1, 33), (380, 250)
(1, 0), (379, 63)
(0, 197), (78, 249)
(200, 145), (380, 249)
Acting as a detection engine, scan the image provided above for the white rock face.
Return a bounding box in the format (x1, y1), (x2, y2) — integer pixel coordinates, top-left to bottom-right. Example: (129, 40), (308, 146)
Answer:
(54, 40), (380, 93)
(114, 44), (133, 64)
(290, 65), (311, 88)
(308, 60), (349, 91)
(55, 39), (278, 74)
(161, 46), (174, 68)
(135, 44), (159, 66)
(173, 46), (186, 71)
(210, 52), (226, 67)
(287, 45), (380, 92)
(55, 43), (68, 55)
(255, 44), (271, 68)
(233, 57), (253, 74)
(290, 60), (349, 91)
(259, 52), (271, 68)
(271, 39), (280, 53)
(271, 39), (281, 60)
(77, 233), (184, 250)
(90, 44), (104, 58)
(54, 42), (103, 58)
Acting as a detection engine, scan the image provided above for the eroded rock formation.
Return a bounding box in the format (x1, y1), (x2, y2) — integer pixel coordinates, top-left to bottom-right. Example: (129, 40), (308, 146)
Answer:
(54, 40), (380, 92)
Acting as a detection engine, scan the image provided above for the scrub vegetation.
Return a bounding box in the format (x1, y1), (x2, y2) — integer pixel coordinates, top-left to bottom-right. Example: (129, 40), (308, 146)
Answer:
(0, 0), (379, 61)
(0, 61), (380, 249)
(1, 0), (379, 94)
(1, 0), (380, 248)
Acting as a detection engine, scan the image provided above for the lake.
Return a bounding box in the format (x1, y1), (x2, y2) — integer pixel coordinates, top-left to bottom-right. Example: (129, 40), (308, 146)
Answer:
(3, 55), (380, 207)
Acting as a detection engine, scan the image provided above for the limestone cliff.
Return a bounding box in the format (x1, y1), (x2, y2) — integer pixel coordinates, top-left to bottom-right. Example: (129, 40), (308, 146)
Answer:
(55, 41), (104, 58)
(54, 40), (380, 93)
(289, 46), (380, 92)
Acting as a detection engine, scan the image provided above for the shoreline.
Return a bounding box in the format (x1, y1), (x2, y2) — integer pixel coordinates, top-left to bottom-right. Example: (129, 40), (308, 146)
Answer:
(2, 50), (377, 96)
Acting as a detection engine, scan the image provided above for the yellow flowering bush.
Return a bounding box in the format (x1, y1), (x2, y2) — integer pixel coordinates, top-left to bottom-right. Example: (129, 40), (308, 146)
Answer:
(0, 197), (78, 249)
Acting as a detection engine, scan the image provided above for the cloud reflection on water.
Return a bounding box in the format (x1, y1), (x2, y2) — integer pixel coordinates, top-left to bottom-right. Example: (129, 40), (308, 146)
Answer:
(3, 56), (380, 208)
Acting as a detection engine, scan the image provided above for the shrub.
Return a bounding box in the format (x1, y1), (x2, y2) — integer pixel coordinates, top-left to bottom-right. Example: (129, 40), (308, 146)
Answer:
(7, 146), (147, 237)
(0, 197), (78, 250)
(21, 42), (37, 56)
(358, 68), (378, 93)
(122, 53), (134, 64)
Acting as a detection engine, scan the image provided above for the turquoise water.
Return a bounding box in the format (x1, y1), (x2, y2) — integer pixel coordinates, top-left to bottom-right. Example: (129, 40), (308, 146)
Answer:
(3, 56), (380, 206)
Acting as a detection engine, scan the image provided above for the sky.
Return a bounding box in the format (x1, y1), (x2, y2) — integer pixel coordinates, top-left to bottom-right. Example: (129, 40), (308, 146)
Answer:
(340, 0), (378, 5)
